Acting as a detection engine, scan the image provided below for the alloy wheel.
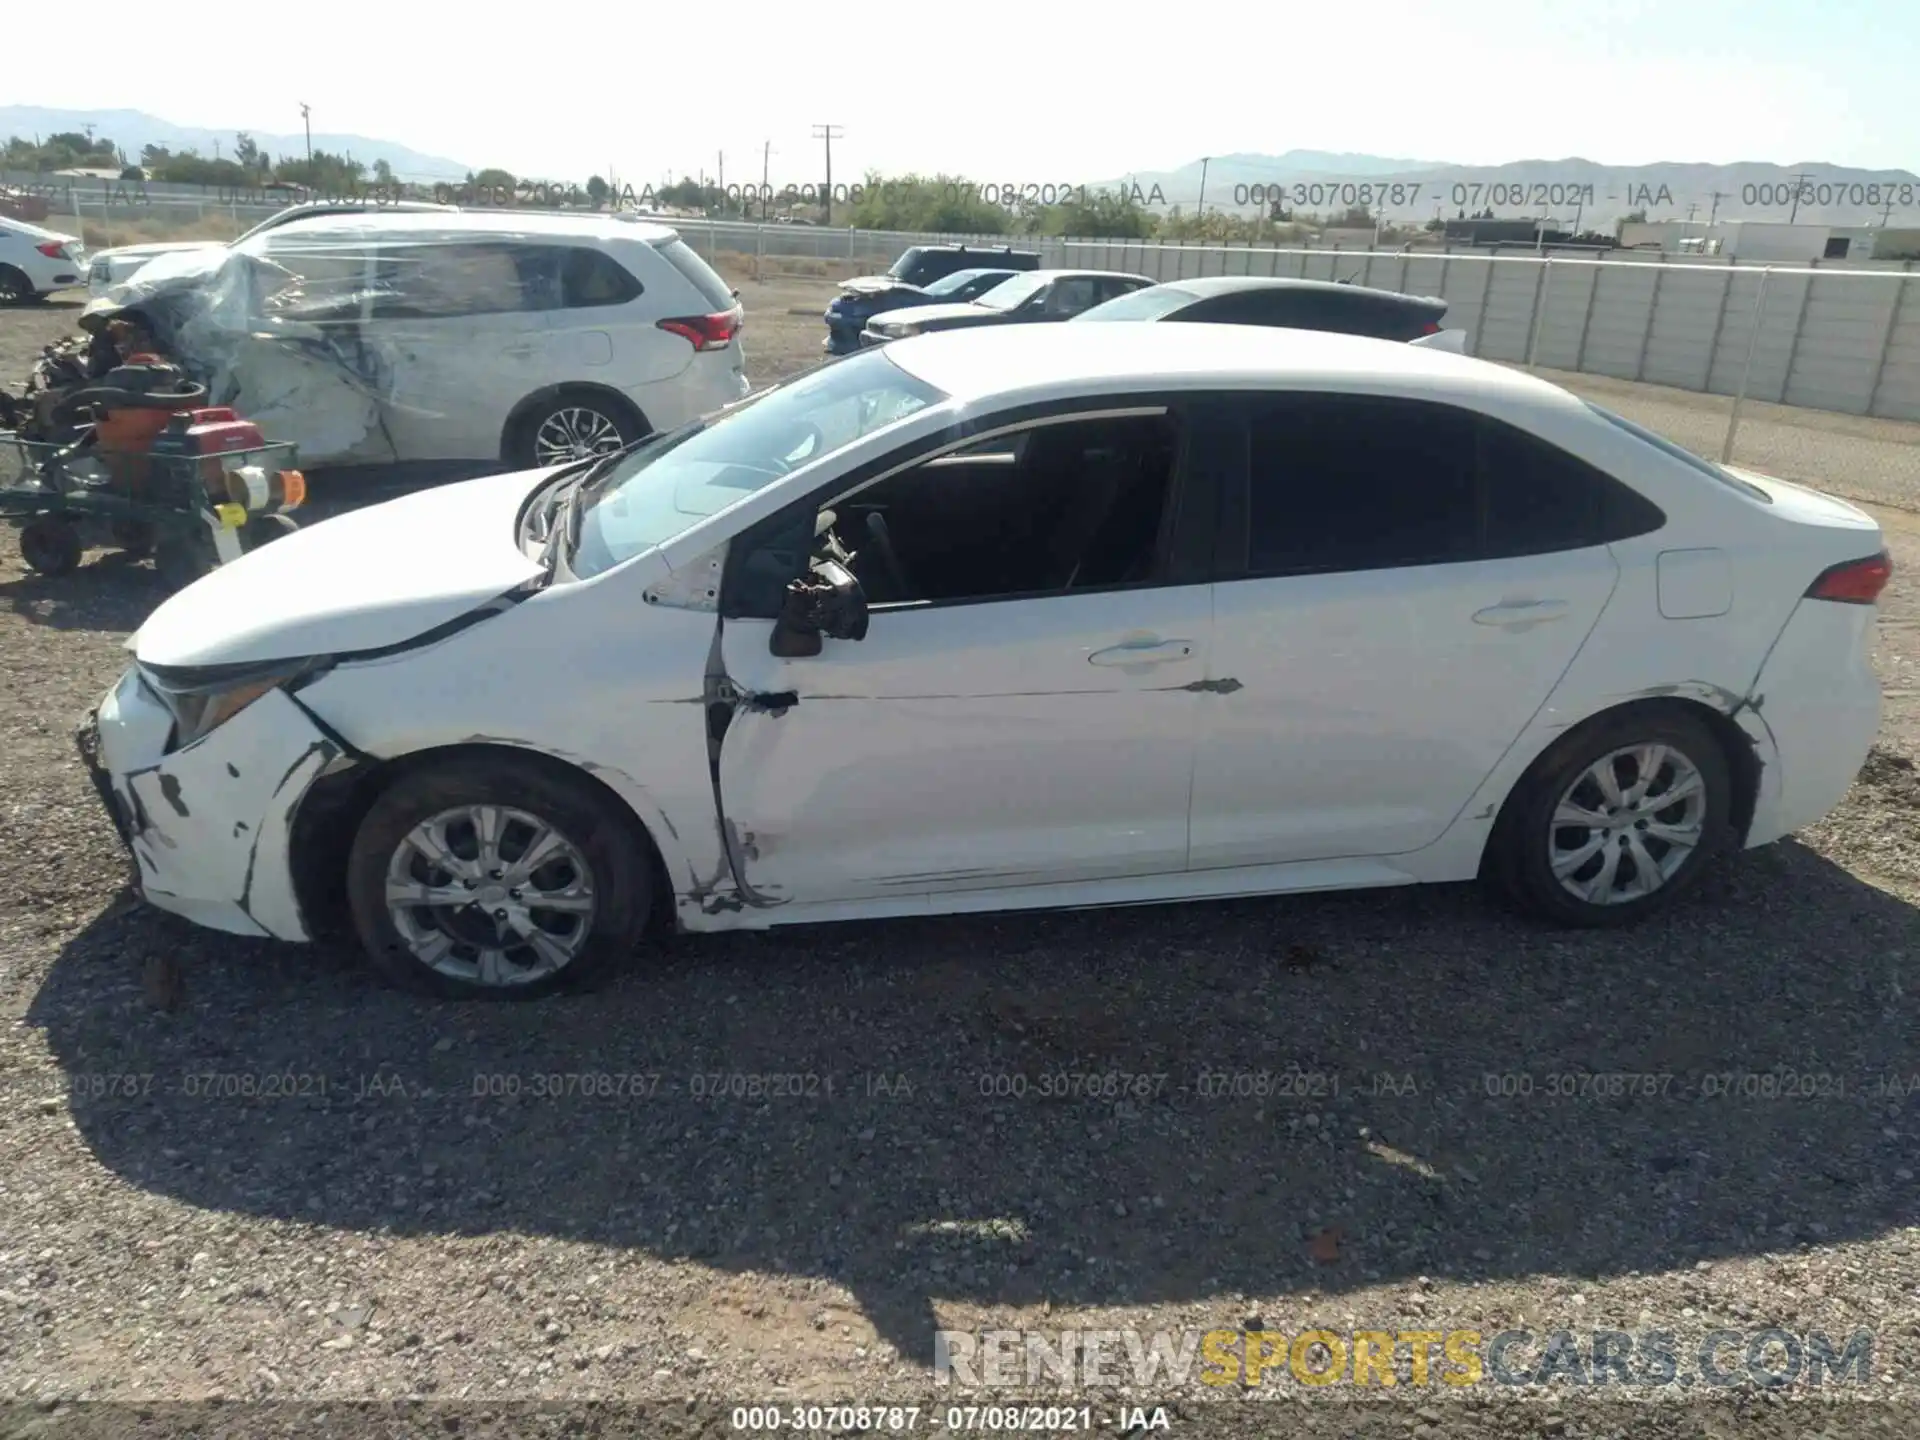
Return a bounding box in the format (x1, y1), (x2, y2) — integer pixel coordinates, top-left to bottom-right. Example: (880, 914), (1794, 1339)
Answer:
(384, 804), (597, 988)
(1547, 743), (1709, 905)
(532, 407), (625, 465)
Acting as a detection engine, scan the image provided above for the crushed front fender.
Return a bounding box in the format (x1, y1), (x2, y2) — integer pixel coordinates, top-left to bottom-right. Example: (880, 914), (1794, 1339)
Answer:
(93, 671), (342, 941)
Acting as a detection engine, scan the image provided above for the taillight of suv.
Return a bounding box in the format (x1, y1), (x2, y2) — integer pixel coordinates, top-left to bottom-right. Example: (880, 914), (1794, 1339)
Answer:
(657, 306), (744, 351)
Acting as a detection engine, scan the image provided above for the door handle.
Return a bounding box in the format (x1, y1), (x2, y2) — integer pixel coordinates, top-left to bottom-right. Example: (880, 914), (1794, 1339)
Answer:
(1088, 638), (1195, 667)
(1472, 600), (1570, 628)
(502, 343), (538, 358)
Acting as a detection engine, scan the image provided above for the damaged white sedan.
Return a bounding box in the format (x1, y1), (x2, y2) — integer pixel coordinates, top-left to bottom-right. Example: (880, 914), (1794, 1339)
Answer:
(80, 324), (1888, 998)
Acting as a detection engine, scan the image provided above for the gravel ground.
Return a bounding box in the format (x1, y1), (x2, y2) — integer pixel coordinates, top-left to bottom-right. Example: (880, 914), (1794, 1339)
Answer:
(2, 283), (1919, 1438)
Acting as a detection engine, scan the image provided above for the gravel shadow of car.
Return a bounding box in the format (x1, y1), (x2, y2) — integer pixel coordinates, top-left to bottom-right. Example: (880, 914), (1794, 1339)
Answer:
(25, 838), (1920, 1366)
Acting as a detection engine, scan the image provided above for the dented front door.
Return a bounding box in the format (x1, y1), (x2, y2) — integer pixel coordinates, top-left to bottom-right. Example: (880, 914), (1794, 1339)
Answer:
(710, 587), (1214, 907)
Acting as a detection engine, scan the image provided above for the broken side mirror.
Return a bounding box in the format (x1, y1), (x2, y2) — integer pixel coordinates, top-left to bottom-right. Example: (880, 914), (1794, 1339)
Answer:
(770, 558), (868, 657)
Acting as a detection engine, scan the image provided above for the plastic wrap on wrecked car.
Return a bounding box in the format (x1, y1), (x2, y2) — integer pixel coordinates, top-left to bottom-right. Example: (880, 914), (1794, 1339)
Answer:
(67, 231), (574, 467)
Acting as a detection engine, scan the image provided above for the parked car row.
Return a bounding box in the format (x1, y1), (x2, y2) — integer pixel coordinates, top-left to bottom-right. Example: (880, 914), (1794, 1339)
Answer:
(827, 244), (1473, 354)
(82, 314), (1887, 1000)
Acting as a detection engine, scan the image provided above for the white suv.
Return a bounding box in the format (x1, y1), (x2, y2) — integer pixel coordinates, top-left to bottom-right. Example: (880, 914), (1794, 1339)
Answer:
(110, 210), (750, 469)
(0, 216), (85, 302)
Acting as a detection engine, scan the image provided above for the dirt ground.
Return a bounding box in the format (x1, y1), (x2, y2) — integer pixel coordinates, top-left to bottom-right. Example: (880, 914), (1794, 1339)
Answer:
(3, 282), (1920, 1439)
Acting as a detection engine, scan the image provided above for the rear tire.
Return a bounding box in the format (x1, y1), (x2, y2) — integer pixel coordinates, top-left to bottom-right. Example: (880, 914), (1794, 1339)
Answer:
(345, 756), (651, 1000)
(508, 392), (645, 470)
(20, 518), (81, 575)
(1484, 707), (1733, 927)
(0, 266), (34, 306)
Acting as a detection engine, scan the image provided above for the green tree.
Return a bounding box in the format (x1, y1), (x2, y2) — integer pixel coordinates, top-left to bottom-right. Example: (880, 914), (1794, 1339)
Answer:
(1025, 186), (1157, 238)
(845, 172), (1008, 234)
(586, 174), (610, 207)
(473, 167), (516, 190)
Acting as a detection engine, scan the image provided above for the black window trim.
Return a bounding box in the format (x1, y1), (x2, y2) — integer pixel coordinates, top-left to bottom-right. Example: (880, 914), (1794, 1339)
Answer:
(718, 392), (1222, 621)
(1210, 392), (1669, 582)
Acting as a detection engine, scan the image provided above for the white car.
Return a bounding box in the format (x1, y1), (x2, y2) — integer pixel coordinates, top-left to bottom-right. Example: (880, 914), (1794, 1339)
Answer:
(81, 324), (1887, 999)
(89, 210), (750, 469)
(0, 216), (85, 302)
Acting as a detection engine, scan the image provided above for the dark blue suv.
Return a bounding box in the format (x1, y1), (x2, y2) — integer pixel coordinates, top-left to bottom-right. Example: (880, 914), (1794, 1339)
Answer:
(823, 245), (1041, 354)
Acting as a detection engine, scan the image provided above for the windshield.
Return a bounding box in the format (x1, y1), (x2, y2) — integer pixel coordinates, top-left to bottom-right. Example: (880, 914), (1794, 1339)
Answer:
(1074, 285), (1196, 322)
(1587, 403), (1772, 503)
(568, 350), (947, 578)
(975, 271), (1049, 310)
(924, 267), (1004, 297)
(886, 247), (929, 280)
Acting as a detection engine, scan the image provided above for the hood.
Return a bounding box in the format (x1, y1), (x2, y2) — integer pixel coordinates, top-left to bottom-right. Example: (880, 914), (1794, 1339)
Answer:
(873, 301), (1003, 332)
(97, 240), (228, 262)
(841, 276), (924, 298)
(132, 466), (562, 669)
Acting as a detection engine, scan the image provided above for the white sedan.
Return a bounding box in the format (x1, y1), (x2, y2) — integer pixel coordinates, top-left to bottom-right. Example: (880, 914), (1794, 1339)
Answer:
(82, 324), (1888, 998)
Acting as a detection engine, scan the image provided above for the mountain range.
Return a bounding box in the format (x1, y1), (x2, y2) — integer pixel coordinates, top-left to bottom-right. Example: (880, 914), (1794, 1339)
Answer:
(1098, 153), (1920, 228)
(5, 111), (1916, 230)
(0, 107), (473, 182)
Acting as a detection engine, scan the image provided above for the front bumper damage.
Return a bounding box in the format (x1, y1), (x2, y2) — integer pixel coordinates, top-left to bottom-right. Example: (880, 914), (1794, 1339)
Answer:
(78, 668), (343, 941)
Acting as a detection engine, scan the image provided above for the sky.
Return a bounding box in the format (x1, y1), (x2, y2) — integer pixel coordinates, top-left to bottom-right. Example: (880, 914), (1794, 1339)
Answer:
(9, 0), (1915, 185)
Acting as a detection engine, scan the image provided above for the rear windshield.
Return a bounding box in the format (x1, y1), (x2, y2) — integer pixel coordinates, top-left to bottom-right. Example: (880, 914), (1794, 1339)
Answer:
(1588, 404), (1772, 503)
(654, 237), (736, 311)
(887, 247), (931, 280)
(1074, 285), (1198, 322)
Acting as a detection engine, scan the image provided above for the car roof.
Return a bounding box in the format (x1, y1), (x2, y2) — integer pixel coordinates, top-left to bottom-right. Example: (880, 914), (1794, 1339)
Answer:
(1020, 268), (1153, 281)
(244, 210), (679, 245)
(882, 321), (1567, 410)
(1142, 275), (1445, 305)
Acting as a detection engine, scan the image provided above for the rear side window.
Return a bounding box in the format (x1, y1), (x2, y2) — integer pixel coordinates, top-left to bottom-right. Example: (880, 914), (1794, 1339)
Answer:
(653, 237), (735, 311)
(1479, 419), (1666, 556)
(1243, 395), (1665, 576)
(1247, 395), (1480, 574)
(560, 246), (642, 307)
(1587, 402), (1772, 503)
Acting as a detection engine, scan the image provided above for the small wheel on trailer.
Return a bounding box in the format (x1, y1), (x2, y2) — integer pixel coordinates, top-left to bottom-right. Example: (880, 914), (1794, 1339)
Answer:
(241, 513), (299, 552)
(154, 532), (213, 591)
(19, 518), (82, 576)
(109, 520), (156, 558)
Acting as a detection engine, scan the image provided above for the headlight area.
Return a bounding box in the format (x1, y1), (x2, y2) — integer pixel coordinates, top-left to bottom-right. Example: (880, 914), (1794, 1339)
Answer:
(138, 657), (332, 752)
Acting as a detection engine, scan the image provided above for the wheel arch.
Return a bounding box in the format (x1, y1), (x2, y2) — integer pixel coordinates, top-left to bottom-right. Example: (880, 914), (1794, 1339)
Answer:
(1479, 694), (1764, 879)
(499, 384), (651, 462)
(288, 740), (679, 944)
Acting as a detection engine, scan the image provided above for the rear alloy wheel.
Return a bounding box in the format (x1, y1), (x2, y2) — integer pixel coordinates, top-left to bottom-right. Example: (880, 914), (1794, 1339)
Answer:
(1487, 709), (1732, 927)
(345, 757), (650, 999)
(0, 266), (35, 306)
(517, 397), (640, 469)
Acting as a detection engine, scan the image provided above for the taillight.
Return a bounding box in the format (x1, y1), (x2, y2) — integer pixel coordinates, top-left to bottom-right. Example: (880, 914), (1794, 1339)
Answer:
(657, 307), (742, 351)
(1806, 551), (1892, 604)
(35, 242), (66, 259)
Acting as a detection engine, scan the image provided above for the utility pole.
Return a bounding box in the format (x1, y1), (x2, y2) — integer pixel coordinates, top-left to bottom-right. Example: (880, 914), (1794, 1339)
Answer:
(299, 103), (312, 167)
(812, 124), (843, 224)
(1786, 170), (1815, 224)
(1708, 189), (1729, 226)
(761, 140), (773, 222)
(1197, 157), (1210, 217)
(717, 150), (724, 209)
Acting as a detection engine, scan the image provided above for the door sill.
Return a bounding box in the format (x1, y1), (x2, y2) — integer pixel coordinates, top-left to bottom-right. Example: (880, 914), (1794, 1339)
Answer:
(676, 857), (1419, 932)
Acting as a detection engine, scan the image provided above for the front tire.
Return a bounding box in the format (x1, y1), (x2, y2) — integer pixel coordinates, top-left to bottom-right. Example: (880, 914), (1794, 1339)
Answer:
(345, 756), (651, 999)
(1485, 707), (1733, 927)
(20, 517), (81, 575)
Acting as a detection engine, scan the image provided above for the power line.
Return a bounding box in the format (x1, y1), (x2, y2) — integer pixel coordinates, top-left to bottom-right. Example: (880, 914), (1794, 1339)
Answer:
(812, 124), (843, 224)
